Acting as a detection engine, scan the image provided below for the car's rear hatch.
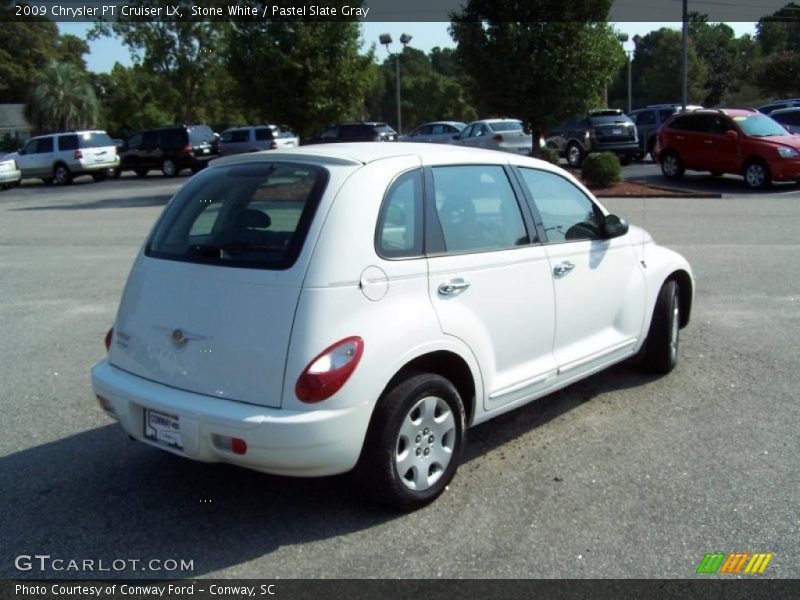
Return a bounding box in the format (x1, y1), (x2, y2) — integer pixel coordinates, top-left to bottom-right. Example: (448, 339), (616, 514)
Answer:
(76, 132), (118, 166)
(109, 160), (332, 408)
(490, 121), (532, 153)
(590, 116), (637, 141)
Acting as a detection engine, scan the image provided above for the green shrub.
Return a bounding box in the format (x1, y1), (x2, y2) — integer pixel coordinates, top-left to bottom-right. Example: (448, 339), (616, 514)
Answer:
(537, 146), (560, 165)
(582, 152), (621, 188)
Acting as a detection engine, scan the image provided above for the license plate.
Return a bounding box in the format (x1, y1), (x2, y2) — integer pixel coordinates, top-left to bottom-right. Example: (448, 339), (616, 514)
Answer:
(143, 408), (182, 449)
(612, 128), (622, 135)
(202, 148), (209, 154)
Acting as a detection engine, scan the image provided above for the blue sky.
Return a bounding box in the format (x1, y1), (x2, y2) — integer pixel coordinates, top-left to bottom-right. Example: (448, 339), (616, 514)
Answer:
(60, 21), (758, 73)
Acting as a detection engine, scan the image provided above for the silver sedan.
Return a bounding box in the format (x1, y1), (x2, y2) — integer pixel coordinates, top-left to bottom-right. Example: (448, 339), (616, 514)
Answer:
(451, 118), (533, 155)
(399, 121), (466, 144)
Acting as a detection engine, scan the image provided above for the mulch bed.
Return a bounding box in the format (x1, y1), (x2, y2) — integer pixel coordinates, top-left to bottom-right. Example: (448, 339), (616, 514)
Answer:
(563, 168), (720, 198)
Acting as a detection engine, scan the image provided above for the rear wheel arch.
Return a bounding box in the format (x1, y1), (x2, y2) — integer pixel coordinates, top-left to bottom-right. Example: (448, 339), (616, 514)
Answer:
(380, 350), (477, 426)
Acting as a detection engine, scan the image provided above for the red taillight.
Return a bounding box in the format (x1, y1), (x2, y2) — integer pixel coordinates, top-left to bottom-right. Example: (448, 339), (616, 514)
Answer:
(295, 336), (364, 403)
(270, 141), (278, 149)
(231, 438), (247, 455)
(183, 144), (193, 155)
(104, 327), (113, 352)
(74, 150), (83, 160)
(492, 134), (503, 142)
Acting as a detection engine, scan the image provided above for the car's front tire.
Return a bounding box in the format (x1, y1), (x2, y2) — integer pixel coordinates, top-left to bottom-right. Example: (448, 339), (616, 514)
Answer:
(660, 151), (684, 180)
(643, 280), (680, 374)
(355, 372), (466, 510)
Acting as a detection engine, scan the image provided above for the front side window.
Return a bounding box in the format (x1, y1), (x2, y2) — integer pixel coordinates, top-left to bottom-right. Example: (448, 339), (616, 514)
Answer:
(518, 168), (603, 243)
(376, 169), (423, 258)
(432, 165), (528, 253)
(146, 162), (328, 270)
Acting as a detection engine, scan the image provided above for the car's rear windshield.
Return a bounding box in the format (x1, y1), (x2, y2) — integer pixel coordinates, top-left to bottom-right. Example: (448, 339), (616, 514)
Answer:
(735, 114), (790, 137)
(376, 124), (397, 134)
(589, 115), (632, 125)
(145, 162), (328, 270)
(77, 132), (114, 148)
(489, 121), (524, 132)
(188, 126), (215, 144)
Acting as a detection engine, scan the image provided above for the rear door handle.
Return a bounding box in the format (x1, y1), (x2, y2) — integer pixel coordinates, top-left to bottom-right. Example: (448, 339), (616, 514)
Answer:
(438, 278), (471, 295)
(553, 261), (576, 276)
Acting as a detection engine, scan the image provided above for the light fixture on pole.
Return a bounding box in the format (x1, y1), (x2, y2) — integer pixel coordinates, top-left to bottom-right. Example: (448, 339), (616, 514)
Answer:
(380, 33), (413, 134)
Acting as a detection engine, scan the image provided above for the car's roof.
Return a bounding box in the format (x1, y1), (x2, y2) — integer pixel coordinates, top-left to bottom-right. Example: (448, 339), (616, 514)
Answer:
(415, 120), (466, 127)
(471, 118), (523, 124)
(683, 108), (759, 118)
(769, 107), (800, 115)
(223, 124), (279, 131)
(211, 142), (548, 169)
(33, 130), (108, 138)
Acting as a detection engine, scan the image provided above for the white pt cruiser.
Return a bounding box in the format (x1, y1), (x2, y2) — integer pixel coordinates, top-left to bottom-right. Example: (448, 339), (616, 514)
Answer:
(92, 143), (693, 509)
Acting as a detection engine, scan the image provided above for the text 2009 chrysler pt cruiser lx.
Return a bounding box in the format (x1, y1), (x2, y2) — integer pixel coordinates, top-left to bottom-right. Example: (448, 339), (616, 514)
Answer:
(92, 143), (693, 509)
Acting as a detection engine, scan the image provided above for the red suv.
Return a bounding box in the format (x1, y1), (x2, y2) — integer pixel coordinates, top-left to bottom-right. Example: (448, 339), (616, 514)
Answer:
(655, 108), (800, 189)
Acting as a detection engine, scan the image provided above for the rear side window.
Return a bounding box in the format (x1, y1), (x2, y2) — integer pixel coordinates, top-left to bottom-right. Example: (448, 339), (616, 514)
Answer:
(255, 128), (275, 141)
(636, 111), (656, 125)
(776, 111), (800, 126)
(230, 130), (249, 143)
(432, 165), (528, 253)
(58, 135), (79, 151)
(376, 169), (423, 259)
(518, 168), (603, 243)
(160, 129), (186, 148)
(146, 162), (328, 270)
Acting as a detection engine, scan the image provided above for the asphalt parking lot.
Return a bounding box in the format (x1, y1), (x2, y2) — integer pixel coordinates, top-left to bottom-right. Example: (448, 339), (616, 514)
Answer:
(1, 171), (798, 579)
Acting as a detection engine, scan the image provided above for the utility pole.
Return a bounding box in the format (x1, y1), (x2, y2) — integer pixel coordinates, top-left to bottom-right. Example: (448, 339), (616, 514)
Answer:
(380, 33), (413, 135)
(681, 0), (688, 111)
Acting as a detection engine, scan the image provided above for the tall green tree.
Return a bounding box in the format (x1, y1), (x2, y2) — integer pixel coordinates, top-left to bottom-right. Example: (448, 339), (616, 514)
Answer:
(689, 16), (751, 106)
(90, 3), (240, 126)
(0, 14), (61, 103)
(756, 3), (800, 55)
(628, 28), (707, 107)
(754, 52), (800, 97)
(366, 47), (477, 129)
(25, 61), (98, 132)
(449, 0), (625, 148)
(224, 18), (375, 136)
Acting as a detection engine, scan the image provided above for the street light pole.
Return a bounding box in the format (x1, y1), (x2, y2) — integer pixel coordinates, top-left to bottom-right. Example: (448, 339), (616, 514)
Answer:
(380, 33), (413, 135)
(681, 0), (688, 110)
(627, 52), (632, 113)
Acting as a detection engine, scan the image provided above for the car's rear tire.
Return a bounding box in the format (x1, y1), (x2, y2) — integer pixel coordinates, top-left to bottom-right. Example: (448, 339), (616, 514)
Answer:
(566, 142), (584, 168)
(162, 158), (178, 177)
(108, 167), (121, 179)
(643, 280), (680, 374)
(53, 163), (72, 185)
(355, 372), (466, 511)
(743, 159), (771, 189)
(134, 168), (149, 177)
(660, 151), (684, 180)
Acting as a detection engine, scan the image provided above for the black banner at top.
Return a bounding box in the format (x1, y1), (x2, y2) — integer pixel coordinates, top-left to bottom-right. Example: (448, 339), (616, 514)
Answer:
(2, 0), (799, 23)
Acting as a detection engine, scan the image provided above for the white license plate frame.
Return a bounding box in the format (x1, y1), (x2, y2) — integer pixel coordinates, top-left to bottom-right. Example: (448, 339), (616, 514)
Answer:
(143, 408), (183, 449)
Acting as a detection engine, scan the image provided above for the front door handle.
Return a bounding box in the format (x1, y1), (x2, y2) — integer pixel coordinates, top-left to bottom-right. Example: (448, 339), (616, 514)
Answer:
(553, 261), (576, 276)
(438, 278), (471, 295)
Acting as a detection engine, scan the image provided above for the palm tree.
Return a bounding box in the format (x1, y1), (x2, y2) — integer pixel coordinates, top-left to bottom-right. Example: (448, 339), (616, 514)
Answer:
(25, 61), (99, 132)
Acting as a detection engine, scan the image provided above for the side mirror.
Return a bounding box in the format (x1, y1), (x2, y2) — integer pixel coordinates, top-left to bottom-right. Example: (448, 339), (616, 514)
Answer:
(724, 130), (738, 139)
(604, 214), (629, 238)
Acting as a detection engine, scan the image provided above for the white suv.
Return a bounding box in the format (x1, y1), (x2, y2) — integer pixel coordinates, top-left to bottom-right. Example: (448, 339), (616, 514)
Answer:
(11, 130), (119, 185)
(91, 143), (693, 509)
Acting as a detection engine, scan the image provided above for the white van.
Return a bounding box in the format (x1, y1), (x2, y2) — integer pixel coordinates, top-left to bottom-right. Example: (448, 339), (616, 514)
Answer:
(92, 143), (693, 509)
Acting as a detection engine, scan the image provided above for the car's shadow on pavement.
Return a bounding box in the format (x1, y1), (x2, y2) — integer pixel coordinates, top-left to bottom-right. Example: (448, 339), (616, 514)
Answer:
(2, 361), (658, 579)
(11, 194), (174, 211)
(630, 172), (800, 196)
(462, 361), (659, 462)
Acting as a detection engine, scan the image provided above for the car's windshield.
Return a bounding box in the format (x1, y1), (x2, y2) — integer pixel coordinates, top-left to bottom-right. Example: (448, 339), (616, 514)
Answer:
(489, 121), (524, 132)
(735, 114), (790, 137)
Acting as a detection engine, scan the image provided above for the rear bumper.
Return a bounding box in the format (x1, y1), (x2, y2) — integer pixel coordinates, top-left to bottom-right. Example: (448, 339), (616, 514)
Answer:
(91, 360), (372, 477)
(593, 141), (639, 154)
(76, 157), (120, 173)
